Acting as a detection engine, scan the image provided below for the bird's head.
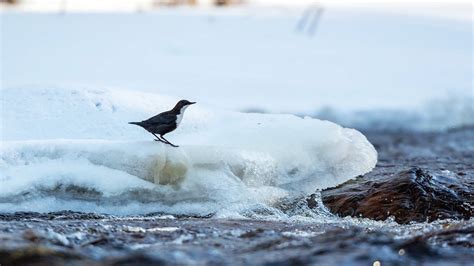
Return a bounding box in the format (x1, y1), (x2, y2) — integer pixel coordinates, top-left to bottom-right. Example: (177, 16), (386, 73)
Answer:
(173, 99), (196, 113)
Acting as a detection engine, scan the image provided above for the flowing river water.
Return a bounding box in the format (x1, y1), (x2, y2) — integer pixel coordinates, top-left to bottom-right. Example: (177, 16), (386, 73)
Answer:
(1, 128), (473, 265)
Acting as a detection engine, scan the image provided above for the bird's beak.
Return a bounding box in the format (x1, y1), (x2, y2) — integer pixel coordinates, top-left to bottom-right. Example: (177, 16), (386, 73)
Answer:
(189, 102), (196, 105)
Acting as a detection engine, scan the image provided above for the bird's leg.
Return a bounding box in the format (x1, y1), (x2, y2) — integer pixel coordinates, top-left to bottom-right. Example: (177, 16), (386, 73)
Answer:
(151, 133), (166, 143)
(160, 135), (179, 147)
(152, 133), (177, 148)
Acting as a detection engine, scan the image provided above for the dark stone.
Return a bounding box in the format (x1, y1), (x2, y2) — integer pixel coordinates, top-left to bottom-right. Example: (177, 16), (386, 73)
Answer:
(321, 168), (474, 224)
(109, 253), (167, 266)
(240, 228), (265, 238)
(306, 194), (318, 209)
(0, 211), (108, 221)
(0, 247), (85, 266)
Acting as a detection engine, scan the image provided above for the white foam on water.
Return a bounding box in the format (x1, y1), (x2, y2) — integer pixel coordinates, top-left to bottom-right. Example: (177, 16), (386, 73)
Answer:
(0, 87), (377, 217)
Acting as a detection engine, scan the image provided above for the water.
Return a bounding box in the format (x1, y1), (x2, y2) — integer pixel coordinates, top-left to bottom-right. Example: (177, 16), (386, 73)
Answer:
(1, 127), (473, 265)
(1, 6), (472, 264)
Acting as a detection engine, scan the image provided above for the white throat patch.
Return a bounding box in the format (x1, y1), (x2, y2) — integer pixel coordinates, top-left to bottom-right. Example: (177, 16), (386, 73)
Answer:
(176, 105), (189, 126)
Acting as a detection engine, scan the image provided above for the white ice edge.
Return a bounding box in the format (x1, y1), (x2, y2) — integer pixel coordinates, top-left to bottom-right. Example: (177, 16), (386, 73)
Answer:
(0, 87), (377, 216)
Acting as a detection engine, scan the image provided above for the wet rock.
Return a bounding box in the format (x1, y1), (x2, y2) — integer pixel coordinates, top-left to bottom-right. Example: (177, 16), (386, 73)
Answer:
(306, 194), (319, 209)
(108, 253), (167, 266)
(321, 168), (474, 224)
(0, 211), (108, 221)
(22, 229), (71, 247)
(240, 228), (265, 238)
(1, 215), (473, 265)
(0, 246), (86, 266)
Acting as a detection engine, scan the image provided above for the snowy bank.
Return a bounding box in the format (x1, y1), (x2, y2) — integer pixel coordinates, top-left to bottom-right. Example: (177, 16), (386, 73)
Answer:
(0, 87), (377, 216)
(1, 10), (471, 131)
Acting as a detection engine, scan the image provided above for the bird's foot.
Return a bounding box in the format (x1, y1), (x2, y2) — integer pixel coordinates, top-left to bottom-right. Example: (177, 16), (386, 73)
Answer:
(160, 136), (179, 147)
(154, 138), (178, 147)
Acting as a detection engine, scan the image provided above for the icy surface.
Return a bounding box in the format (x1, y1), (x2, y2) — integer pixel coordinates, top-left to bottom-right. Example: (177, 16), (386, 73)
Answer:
(0, 87), (377, 216)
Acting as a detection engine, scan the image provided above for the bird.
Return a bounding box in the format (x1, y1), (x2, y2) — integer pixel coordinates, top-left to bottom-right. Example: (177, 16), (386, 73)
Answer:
(129, 100), (196, 147)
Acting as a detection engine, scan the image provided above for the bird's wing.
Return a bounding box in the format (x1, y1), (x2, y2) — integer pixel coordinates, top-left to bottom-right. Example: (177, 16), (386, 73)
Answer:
(144, 111), (176, 125)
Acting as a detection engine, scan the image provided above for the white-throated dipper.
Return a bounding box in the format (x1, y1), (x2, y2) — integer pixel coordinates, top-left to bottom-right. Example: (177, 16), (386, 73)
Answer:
(129, 100), (196, 147)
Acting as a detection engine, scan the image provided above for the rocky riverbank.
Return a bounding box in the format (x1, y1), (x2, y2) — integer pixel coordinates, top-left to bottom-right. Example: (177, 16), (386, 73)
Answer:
(1, 213), (472, 265)
(321, 167), (473, 224)
(319, 126), (473, 224)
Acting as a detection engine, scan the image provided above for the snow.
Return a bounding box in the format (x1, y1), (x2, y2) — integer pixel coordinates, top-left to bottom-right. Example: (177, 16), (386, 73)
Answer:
(1, 7), (472, 130)
(0, 87), (377, 216)
(0, 4), (470, 216)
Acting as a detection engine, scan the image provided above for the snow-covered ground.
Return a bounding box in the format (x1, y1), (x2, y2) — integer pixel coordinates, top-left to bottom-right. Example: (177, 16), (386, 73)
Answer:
(0, 87), (376, 216)
(1, 6), (472, 130)
(0, 4), (471, 216)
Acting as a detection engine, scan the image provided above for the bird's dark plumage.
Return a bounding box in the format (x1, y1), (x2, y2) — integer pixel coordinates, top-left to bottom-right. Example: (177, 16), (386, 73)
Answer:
(129, 100), (196, 147)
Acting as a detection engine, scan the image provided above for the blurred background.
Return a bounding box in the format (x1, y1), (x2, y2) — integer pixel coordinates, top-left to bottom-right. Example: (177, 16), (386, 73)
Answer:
(1, 0), (472, 130)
